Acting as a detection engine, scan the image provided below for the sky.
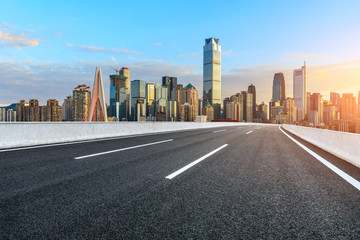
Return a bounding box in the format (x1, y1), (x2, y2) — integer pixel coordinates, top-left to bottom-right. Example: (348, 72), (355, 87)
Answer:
(0, 0), (360, 105)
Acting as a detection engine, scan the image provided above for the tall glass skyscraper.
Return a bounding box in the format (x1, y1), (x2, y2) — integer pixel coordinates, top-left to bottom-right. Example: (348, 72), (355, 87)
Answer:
(293, 62), (307, 122)
(131, 80), (146, 121)
(272, 73), (285, 105)
(248, 84), (256, 118)
(203, 37), (221, 119)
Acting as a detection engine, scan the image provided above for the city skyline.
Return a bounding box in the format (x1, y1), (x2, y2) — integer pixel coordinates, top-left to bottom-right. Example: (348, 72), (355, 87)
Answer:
(1, 1), (360, 105)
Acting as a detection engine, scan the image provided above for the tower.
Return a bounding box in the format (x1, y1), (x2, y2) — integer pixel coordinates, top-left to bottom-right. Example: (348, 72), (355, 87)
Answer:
(293, 62), (306, 122)
(272, 73), (285, 105)
(89, 67), (107, 122)
(203, 37), (221, 119)
(248, 84), (256, 118)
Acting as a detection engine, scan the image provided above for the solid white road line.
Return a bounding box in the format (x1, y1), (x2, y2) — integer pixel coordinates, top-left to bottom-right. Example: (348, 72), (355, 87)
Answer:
(75, 139), (173, 160)
(213, 129), (227, 133)
(246, 131), (253, 134)
(165, 144), (228, 179)
(279, 126), (360, 191)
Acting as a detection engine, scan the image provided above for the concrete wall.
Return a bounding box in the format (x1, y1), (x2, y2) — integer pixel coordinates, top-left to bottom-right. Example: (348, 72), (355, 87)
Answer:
(283, 124), (360, 168)
(0, 122), (250, 149)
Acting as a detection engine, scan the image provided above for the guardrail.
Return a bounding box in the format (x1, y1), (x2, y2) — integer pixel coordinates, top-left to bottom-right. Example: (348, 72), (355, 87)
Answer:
(283, 124), (360, 168)
(0, 122), (250, 149)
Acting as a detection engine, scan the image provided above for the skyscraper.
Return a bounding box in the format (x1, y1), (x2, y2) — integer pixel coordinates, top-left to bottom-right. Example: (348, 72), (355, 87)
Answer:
(272, 73), (285, 105)
(146, 83), (155, 118)
(248, 84), (256, 118)
(62, 96), (73, 121)
(131, 80), (146, 121)
(293, 62), (307, 122)
(162, 76), (177, 100)
(241, 91), (253, 122)
(119, 67), (131, 120)
(89, 67), (107, 122)
(203, 37), (221, 119)
(72, 85), (91, 121)
(110, 73), (128, 120)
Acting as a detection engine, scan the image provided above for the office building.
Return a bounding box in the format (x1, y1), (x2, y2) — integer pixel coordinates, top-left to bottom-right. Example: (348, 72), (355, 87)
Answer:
(162, 76), (177, 100)
(323, 101), (337, 125)
(310, 93), (324, 123)
(293, 62), (307, 122)
(305, 92), (311, 117)
(0, 108), (5, 122)
(283, 98), (296, 124)
(181, 82), (199, 121)
(255, 102), (268, 122)
(272, 73), (285, 105)
(119, 67), (131, 120)
(203, 37), (221, 119)
(110, 73), (128, 121)
(72, 85), (91, 121)
(154, 83), (167, 121)
(248, 84), (256, 117)
(62, 96), (73, 121)
(131, 80), (146, 121)
(6, 109), (16, 122)
(340, 93), (357, 120)
(167, 100), (177, 121)
(242, 91), (253, 122)
(146, 83), (155, 118)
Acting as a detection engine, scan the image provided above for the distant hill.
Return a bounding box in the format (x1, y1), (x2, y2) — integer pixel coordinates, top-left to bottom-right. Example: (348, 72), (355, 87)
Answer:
(0, 103), (17, 111)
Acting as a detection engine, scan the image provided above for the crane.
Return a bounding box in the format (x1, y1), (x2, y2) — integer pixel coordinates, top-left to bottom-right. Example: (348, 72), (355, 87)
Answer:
(111, 67), (120, 74)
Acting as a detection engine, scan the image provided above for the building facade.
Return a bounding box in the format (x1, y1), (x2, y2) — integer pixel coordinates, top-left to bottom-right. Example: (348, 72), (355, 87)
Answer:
(203, 37), (221, 119)
(293, 62), (307, 122)
(272, 73), (285, 105)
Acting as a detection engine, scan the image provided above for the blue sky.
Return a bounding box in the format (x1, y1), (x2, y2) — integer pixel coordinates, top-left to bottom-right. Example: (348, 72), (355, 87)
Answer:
(1, 0), (360, 105)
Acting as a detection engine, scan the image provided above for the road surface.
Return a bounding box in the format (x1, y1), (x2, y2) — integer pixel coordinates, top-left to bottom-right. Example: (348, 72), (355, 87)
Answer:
(1, 125), (360, 239)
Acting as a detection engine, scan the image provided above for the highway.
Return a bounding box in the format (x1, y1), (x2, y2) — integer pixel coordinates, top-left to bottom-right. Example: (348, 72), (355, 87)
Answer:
(1, 125), (360, 239)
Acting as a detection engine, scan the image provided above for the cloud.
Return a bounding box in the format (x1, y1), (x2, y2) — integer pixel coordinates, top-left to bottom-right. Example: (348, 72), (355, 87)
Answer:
(177, 52), (202, 59)
(154, 42), (163, 47)
(284, 53), (334, 61)
(222, 49), (233, 56)
(0, 22), (41, 49)
(0, 31), (41, 49)
(66, 44), (142, 55)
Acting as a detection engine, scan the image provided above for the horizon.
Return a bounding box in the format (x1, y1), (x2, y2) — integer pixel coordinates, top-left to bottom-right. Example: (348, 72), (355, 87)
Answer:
(1, 0), (360, 105)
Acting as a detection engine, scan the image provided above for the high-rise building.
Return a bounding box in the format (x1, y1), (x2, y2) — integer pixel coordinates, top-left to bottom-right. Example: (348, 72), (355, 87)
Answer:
(283, 98), (297, 124)
(47, 99), (62, 122)
(146, 83), (155, 118)
(181, 82), (199, 121)
(330, 92), (340, 106)
(293, 62), (307, 122)
(162, 76), (177, 100)
(203, 37), (221, 119)
(241, 91), (253, 122)
(272, 73), (285, 105)
(305, 92), (311, 117)
(110, 73), (128, 121)
(323, 101), (337, 126)
(6, 109), (16, 122)
(167, 100), (177, 121)
(256, 102), (268, 122)
(119, 67), (131, 120)
(0, 108), (5, 122)
(154, 83), (168, 121)
(89, 67), (107, 122)
(131, 80), (146, 121)
(310, 93), (324, 123)
(248, 84), (256, 118)
(340, 93), (357, 120)
(171, 85), (183, 121)
(62, 96), (73, 121)
(72, 85), (91, 121)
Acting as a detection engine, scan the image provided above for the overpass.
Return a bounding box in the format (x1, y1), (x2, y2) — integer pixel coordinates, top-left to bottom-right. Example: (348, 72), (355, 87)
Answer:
(1, 123), (360, 239)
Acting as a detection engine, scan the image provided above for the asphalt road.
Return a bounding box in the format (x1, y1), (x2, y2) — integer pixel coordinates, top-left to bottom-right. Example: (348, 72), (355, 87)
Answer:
(1, 125), (360, 239)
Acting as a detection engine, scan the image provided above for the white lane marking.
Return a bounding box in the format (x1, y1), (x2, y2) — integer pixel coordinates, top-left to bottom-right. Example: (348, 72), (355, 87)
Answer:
(75, 139), (173, 160)
(279, 126), (360, 191)
(246, 131), (253, 134)
(213, 129), (227, 133)
(165, 144), (228, 179)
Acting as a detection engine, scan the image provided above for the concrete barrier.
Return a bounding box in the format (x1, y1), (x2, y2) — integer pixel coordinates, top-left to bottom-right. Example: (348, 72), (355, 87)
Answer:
(283, 124), (360, 168)
(0, 122), (254, 149)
